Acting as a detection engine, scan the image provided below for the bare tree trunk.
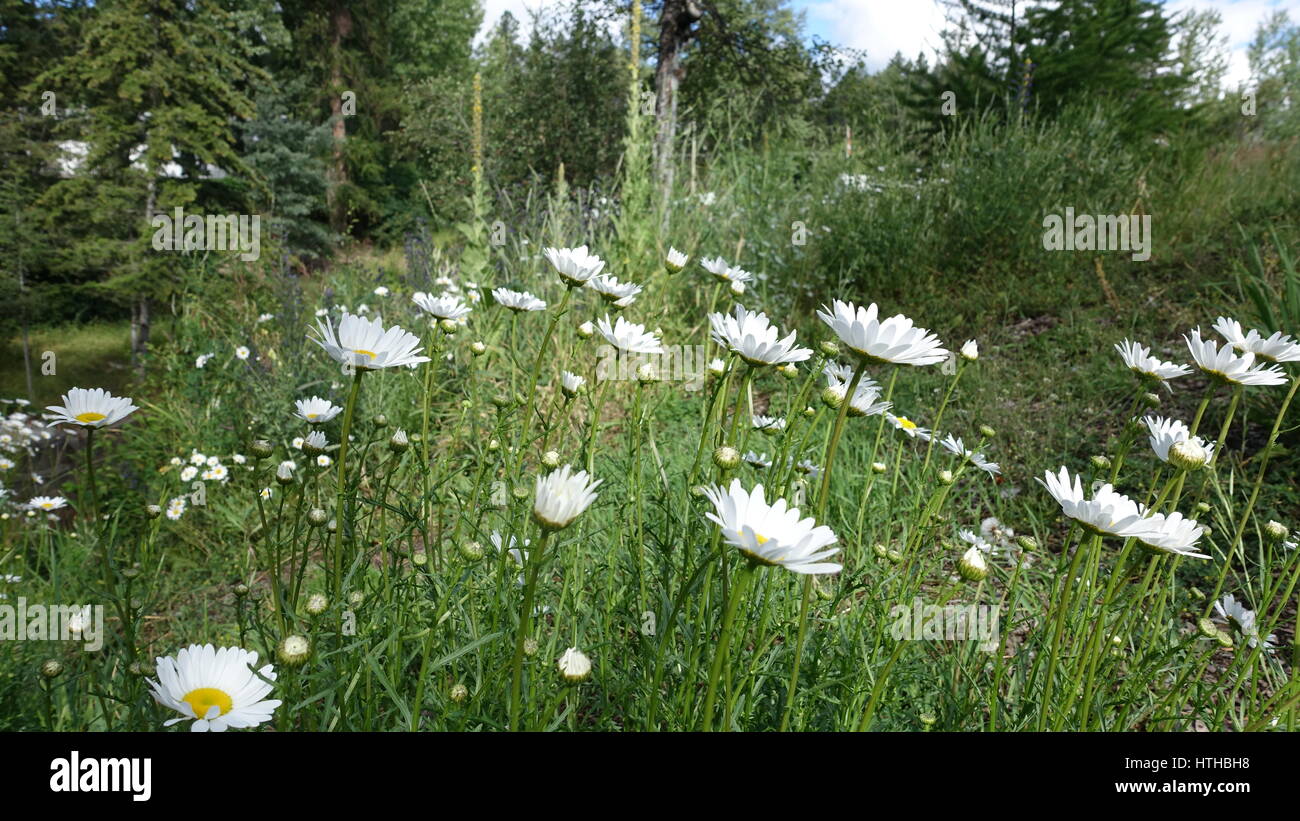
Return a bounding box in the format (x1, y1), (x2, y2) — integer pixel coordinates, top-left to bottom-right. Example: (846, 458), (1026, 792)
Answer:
(653, 0), (702, 209)
(327, 4), (353, 234)
(133, 178), (157, 367)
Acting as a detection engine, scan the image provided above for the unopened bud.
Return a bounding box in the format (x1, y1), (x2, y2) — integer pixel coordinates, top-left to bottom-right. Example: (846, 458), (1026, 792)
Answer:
(576, 321), (595, 339)
(277, 635), (312, 667)
(820, 386), (845, 410)
(557, 647), (592, 682)
(251, 439), (274, 459)
(871, 461), (886, 474)
(305, 593), (329, 615)
(308, 508), (328, 527)
(40, 660), (63, 679)
(1090, 455), (1111, 471)
(713, 446), (741, 470)
(450, 683), (469, 703)
(958, 547), (988, 581)
(389, 429), (409, 453)
(145, 504), (162, 519)
(1265, 520), (1289, 543)
(1169, 439), (1208, 471)
(471, 341), (487, 356)
(819, 340), (840, 358)
(1141, 392), (1161, 409)
(978, 424), (996, 439)
(372, 414), (388, 429)
(459, 540), (484, 562)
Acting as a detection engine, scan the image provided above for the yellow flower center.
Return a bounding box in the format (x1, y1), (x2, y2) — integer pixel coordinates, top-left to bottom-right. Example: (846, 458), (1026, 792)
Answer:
(40, 502), (54, 510)
(898, 417), (917, 430)
(74, 412), (106, 423)
(306, 412), (319, 420)
(182, 687), (233, 719)
(352, 349), (377, 360)
(755, 533), (770, 545)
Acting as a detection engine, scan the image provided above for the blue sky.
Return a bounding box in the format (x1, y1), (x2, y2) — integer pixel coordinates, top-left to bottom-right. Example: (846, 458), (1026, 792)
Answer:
(479, 1), (1300, 87)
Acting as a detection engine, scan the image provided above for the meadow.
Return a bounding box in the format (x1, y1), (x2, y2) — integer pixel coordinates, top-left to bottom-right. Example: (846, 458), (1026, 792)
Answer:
(3, 0), (1300, 733)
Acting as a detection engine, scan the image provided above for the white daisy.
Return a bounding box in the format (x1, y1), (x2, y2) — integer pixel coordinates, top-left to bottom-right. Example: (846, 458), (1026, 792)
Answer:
(1134, 511), (1209, 559)
(190, 451), (208, 466)
(45, 387), (138, 428)
(1037, 466), (1152, 539)
(700, 479), (840, 574)
(257, 313), (275, 323)
(195, 353), (214, 369)
(560, 371), (586, 398)
(294, 396), (343, 425)
(1212, 316), (1300, 363)
(147, 643), (282, 732)
(544, 245), (605, 287)
(533, 465), (602, 530)
(817, 300), (948, 366)
(665, 247), (689, 272)
(180, 466), (198, 482)
(27, 496), (67, 512)
(1214, 594), (1276, 650)
(1114, 339), (1190, 385)
(166, 497), (186, 520)
(1185, 328), (1286, 386)
(373, 286), (390, 297)
(492, 287), (547, 313)
(586, 273), (643, 305)
(700, 256), (731, 280)
(596, 315), (664, 355)
(959, 529), (997, 555)
(316, 455), (332, 468)
(885, 413), (932, 441)
(309, 312), (430, 371)
(743, 451), (772, 469)
(235, 346), (251, 361)
(557, 647), (592, 682)
(1143, 416), (1215, 464)
(709, 304), (812, 367)
(412, 291), (471, 322)
(752, 415), (786, 433)
(939, 435), (1000, 476)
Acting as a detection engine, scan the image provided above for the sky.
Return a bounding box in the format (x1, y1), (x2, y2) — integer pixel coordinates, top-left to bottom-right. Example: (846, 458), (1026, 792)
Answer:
(477, 0), (1300, 89)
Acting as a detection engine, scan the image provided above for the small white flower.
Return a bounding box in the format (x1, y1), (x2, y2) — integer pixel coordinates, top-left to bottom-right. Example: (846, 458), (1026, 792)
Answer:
(148, 643), (282, 731)
(27, 496), (68, 512)
(45, 387), (139, 428)
(557, 647), (592, 682)
(295, 396), (343, 425)
(180, 466), (198, 482)
(1214, 594), (1276, 650)
(235, 346), (251, 361)
(709, 304), (811, 367)
(195, 353), (214, 369)
(544, 245), (605, 287)
(412, 292), (471, 321)
(1212, 316), (1300, 363)
(817, 300), (948, 366)
(309, 312), (430, 371)
(1143, 416), (1215, 465)
(885, 413), (931, 441)
(1037, 466), (1152, 540)
(1135, 511), (1208, 559)
(940, 435), (1000, 476)
(960, 339), (978, 361)
(560, 371), (586, 397)
(596, 315), (664, 355)
(166, 497), (187, 520)
(373, 286), (390, 297)
(316, 455), (332, 468)
(492, 287), (547, 312)
(743, 451), (772, 468)
(291, 437), (305, 450)
(665, 247), (688, 272)
(701, 479), (840, 574)
(1185, 328), (1286, 387)
(752, 415), (786, 433)
(533, 465), (602, 530)
(586, 273), (643, 304)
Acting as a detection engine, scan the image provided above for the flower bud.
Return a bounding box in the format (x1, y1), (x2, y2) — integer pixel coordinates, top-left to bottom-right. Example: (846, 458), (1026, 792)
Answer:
(450, 683), (469, 703)
(327, 518), (337, 533)
(802, 406), (816, 419)
(541, 450), (561, 469)
(871, 461), (887, 474)
(128, 661), (155, 677)
(459, 540), (484, 562)
(919, 712), (937, 729)
(978, 424), (996, 439)
(958, 546), (988, 581)
(636, 362), (658, 384)
(488, 439), (500, 452)
(778, 363), (798, 379)
(1141, 392), (1161, 409)
(372, 414), (388, 429)
(471, 341), (487, 356)
(308, 508), (328, 527)
(1169, 439), (1208, 471)
(938, 469), (954, 485)
(707, 359), (726, 378)
(557, 647), (592, 682)
(250, 439), (275, 459)
(389, 429), (409, 453)
(820, 386), (845, 410)
(729, 280), (745, 296)
(713, 446), (741, 470)
(886, 548), (904, 564)
(276, 461), (296, 485)
(277, 635), (312, 667)
(492, 394), (513, 410)
(523, 638), (539, 657)
(347, 591), (365, 608)
(1265, 520), (1289, 543)
(576, 321), (595, 339)
(305, 593), (329, 616)
(819, 340), (840, 358)
(872, 542), (888, 559)
(1016, 534), (1038, 552)
(40, 660), (63, 679)
(234, 582), (250, 598)
(1197, 616), (1219, 639)
(1195, 501), (1211, 514)
(959, 339), (978, 362)
(438, 318), (459, 334)
(413, 550), (428, 566)
(1090, 454), (1111, 471)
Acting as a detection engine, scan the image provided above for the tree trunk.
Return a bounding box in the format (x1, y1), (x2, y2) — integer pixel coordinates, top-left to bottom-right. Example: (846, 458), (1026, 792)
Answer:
(327, 4), (353, 234)
(653, 0), (702, 207)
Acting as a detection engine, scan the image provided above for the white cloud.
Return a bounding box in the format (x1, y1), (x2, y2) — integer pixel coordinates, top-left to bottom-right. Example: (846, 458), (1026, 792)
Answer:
(1166, 0), (1300, 88)
(802, 0), (947, 69)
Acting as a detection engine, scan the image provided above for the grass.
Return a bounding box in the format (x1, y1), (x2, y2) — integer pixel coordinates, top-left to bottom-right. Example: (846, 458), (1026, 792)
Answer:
(0, 321), (135, 406)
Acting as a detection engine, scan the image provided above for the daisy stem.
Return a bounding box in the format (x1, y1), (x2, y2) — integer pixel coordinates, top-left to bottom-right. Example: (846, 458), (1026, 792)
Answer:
(1037, 531), (1101, 731)
(701, 560), (756, 731)
(921, 361), (965, 474)
(778, 576), (814, 731)
(1202, 376), (1299, 617)
(1208, 385), (1243, 469)
(84, 427), (99, 523)
(509, 527), (552, 731)
(420, 327), (442, 563)
(332, 370), (364, 598)
(517, 287), (574, 477)
(815, 360), (867, 520)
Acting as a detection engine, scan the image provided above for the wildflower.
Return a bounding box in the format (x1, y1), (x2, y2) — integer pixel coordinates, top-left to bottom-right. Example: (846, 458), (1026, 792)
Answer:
(533, 465), (602, 530)
(665, 247), (688, 273)
(560, 371), (586, 398)
(1212, 316), (1300, 363)
(46, 388), (138, 428)
(310, 312), (430, 371)
(752, 415), (786, 434)
(195, 353), (214, 368)
(235, 346), (251, 361)
(1135, 511), (1208, 559)
(817, 300), (947, 366)
(709, 304), (811, 367)
(713, 446), (741, 470)
(1115, 339), (1191, 386)
(544, 245), (605, 287)
(939, 435), (1000, 476)
(492, 287), (547, 313)
(700, 479), (840, 574)
(743, 451), (772, 469)
(412, 292), (471, 322)
(373, 286), (389, 297)
(576, 321), (595, 338)
(958, 546), (988, 581)
(1214, 594), (1276, 650)
(1037, 467), (1151, 540)
(180, 466), (198, 482)
(166, 497), (186, 520)
(1185, 328), (1286, 386)
(596, 315), (664, 355)
(587, 274), (643, 305)
(147, 644), (281, 731)
(557, 647), (592, 682)
(960, 339), (979, 361)
(295, 396), (343, 425)
(27, 496), (67, 512)
(276, 635), (312, 667)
